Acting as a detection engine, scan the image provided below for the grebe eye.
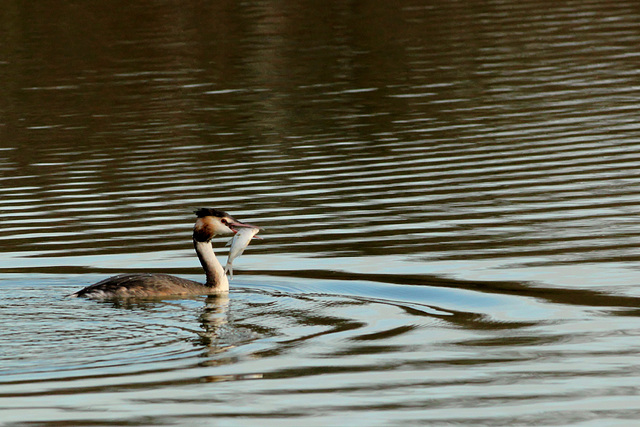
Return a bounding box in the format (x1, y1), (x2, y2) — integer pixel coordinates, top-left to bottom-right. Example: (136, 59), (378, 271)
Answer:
(221, 219), (228, 225)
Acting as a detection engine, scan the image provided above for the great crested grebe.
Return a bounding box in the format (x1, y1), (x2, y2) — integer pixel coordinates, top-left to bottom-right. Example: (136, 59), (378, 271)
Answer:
(70, 208), (260, 299)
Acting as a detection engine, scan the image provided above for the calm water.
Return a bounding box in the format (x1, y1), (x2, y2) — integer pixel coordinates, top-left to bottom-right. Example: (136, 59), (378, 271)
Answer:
(3, 0), (640, 425)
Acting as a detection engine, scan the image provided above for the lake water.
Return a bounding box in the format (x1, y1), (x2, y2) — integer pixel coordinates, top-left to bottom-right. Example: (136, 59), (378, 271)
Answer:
(3, 1), (640, 425)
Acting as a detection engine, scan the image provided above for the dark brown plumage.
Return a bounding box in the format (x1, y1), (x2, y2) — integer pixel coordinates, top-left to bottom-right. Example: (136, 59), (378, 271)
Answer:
(194, 208), (229, 218)
(71, 274), (211, 298)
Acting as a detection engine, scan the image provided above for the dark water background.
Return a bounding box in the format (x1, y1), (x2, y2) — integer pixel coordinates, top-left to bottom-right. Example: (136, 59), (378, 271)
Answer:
(3, 1), (640, 425)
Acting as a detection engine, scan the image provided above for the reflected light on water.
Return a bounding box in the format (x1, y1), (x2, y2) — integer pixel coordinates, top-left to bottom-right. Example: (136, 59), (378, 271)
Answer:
(3, 0), (640, 424)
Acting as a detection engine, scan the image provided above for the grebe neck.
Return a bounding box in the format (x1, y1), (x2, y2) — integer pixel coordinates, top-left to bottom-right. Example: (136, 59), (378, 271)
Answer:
(193, 239), (229, 292)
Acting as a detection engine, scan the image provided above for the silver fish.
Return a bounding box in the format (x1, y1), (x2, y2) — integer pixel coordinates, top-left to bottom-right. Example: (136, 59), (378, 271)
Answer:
(224, 227), (260, 280)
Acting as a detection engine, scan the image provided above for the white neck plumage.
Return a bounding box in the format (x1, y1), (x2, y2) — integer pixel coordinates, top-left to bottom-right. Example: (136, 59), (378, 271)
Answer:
(193, 239), (229, 293)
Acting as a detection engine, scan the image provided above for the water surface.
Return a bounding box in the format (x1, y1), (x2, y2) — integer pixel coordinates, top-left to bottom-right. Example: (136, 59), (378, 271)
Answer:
(2, 0), (640, 425)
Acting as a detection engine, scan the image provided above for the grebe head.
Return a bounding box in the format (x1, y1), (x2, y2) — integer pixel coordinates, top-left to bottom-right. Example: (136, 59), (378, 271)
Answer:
(193, 208), (259, 242)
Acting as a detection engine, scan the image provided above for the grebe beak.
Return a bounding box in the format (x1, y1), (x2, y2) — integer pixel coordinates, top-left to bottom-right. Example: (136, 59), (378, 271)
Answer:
(228, 220), (263, 239)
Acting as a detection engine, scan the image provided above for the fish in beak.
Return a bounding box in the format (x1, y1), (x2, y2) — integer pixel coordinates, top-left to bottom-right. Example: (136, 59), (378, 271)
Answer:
(227, 220), (263, 239)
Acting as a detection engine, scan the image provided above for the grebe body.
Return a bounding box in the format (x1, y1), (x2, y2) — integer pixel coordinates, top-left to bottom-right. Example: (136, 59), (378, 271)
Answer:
(70, 208), (259, 299)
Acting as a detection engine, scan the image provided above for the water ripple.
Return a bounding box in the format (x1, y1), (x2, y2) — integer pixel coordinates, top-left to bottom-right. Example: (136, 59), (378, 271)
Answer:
(3, 0), (640, 424)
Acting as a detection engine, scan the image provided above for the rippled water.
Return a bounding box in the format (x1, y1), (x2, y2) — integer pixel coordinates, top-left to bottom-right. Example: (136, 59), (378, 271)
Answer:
(3, 0), (640, 425)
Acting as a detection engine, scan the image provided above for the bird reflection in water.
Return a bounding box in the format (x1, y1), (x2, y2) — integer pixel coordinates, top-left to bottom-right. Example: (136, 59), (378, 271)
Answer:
(197, 294), (231, 347)
(197, 294), (264, 382)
